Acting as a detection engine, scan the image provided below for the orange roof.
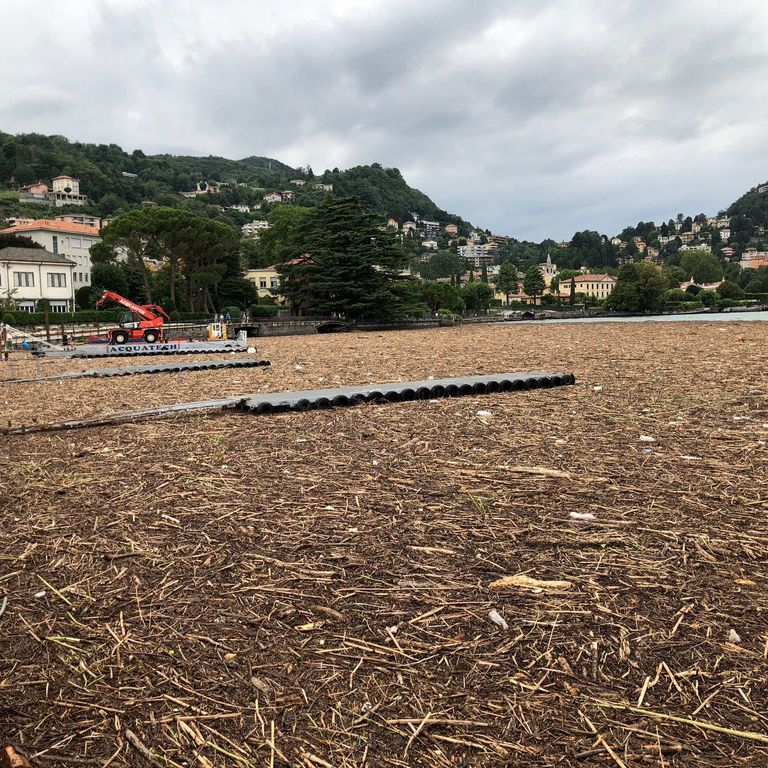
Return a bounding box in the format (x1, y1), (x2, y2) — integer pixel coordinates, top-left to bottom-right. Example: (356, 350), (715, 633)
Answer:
(0, 219), (100, 237)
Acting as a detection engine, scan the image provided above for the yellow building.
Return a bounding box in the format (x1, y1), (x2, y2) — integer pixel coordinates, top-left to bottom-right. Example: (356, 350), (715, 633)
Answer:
(558, 274), (616, 301)
(244, 266), (282, 300)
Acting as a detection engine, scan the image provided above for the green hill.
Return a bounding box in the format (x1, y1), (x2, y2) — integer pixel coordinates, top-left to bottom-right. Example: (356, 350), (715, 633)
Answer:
(0, 132), (468, 229)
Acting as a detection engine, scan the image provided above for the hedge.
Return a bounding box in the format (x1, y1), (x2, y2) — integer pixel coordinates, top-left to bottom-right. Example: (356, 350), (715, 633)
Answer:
(249, 304), (280, 318)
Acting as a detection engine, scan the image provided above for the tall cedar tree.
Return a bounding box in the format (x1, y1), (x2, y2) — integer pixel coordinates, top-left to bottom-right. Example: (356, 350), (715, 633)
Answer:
(278, 197), (417, 319)
(523, 265), (546, 303)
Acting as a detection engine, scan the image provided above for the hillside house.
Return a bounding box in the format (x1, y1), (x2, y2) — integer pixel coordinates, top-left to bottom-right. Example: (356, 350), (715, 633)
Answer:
(241, 220), (270, 238)
(444, 223), (458, 236)
(740, 249), (768, 270)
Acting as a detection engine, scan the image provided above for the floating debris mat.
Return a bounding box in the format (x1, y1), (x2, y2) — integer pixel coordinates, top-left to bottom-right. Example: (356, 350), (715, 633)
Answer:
(236, 371), (575, 414)
(1, 371), (574, 435)
(1, 357), (270, 385)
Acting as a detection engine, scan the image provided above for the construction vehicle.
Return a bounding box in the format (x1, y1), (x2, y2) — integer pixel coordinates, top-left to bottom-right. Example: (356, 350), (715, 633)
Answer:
(96, 290), (170, 344)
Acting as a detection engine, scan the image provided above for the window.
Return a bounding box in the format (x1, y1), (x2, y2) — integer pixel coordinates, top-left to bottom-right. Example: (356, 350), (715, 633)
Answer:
(70, 238), (81, 249)
(47, 273), (67, 288)
(84, 272), (89, 282)
(259, 278), (267, 288)
(52, 235), (58, 255)
(13, 272), (35, 287)
(270, 278), (278, 288)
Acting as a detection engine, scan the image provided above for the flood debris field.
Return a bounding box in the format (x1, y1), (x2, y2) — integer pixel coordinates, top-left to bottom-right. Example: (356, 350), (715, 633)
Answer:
(1, 322), (767, 767)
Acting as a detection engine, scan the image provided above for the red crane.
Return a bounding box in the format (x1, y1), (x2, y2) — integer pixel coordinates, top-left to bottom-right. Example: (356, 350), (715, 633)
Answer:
(96, 290), (170, 344)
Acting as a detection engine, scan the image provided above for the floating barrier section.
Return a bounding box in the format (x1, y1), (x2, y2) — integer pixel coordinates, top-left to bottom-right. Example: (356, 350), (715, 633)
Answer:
(1, 358), (270, 385)
(236, 372), (575, 414)
(3, 372), (574, 435)
(33, 332), (249, 358)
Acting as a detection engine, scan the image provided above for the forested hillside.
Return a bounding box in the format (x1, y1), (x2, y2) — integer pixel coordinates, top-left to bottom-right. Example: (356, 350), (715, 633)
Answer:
(0, 132), (467, 227)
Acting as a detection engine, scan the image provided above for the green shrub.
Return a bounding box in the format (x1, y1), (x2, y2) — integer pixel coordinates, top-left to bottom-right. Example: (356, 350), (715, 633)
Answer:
(665, 288), (689, 302)
(249, 304), (279, 318)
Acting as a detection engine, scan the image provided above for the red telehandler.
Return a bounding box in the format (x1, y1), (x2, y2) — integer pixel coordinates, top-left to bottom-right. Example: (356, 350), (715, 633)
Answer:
(96, 290), (170, 344)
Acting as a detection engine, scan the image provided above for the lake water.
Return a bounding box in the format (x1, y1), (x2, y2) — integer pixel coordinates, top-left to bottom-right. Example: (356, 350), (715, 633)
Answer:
(518, 311), (768, 325)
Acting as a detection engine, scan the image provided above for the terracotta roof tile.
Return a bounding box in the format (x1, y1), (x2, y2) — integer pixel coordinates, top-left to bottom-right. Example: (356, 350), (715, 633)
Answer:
(0, 219), (100, 237)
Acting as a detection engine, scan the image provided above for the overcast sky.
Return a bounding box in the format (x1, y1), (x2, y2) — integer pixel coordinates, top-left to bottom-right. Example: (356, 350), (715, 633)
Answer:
(4, 0), (768, 240)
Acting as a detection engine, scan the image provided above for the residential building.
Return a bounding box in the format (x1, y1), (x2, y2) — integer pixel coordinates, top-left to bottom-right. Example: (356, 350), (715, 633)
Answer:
(19, 182), (49, 196)
(647, 247), (660, 259)
(716, 217), (731, 228)
(280, 190), (296, 201)
(263, 193), (283, 204)
(740, 249), (768, 270)
(6, 217), (36, 228)
(0, 246), (75, 312)
(421, 240), (438, 250)
(444, 223), (458, 236)
(719, 228), (730, 241)
(721, 247), (736, 259)
(244, 266), (281, 299)
(691, 222), (702, 234)
(241, 220), (270, 238)
(420, 220), (440, 238)
(558, 274), (617, 301)
(49, 175), (88, 207)
(458, 243), (496, 268)
(402, 221), (417, 233)
(315, 183), (334, 192)
(0, 219), (101, 289)
(181, 181), (222, 198)
(228, 205), (251, 213)
(54, 213), (101, 229)
(18, 175), (88, 207)
(610, 237), (622, 246)
(759, 185), (768, 194)
(493, 285), (540, 306)
(386, 218), (399, 229)
(290, 179), (306, 186)
(679, 243), (712, 253)
(680, 231), (695, 244)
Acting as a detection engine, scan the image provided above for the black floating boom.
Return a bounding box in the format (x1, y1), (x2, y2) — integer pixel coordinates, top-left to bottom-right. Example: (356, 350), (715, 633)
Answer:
(1, 358), (270, 385)
(236, 372), (574, 414)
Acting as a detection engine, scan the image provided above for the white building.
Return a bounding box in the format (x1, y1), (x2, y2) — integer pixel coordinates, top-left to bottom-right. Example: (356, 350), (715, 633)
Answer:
(421, 240), (438, 250)
(458, 243), (496, 267)
(263, 193), (282, 204)
(0, 246), (75, 312)
(241, 220), (271, 238)
(0, 219), (101, 290)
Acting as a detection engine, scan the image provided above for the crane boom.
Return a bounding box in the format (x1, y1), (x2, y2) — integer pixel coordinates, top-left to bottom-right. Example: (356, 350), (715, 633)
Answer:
(96, 290), (169, 322)
(96, 289), (170, 344)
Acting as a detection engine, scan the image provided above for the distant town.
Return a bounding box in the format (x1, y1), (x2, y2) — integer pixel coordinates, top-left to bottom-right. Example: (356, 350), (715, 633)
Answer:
(2, 153), (768, 319)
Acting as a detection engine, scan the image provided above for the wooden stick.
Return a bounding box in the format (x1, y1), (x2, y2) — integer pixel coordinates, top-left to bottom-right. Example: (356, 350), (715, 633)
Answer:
(592, 700), (768, 744)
